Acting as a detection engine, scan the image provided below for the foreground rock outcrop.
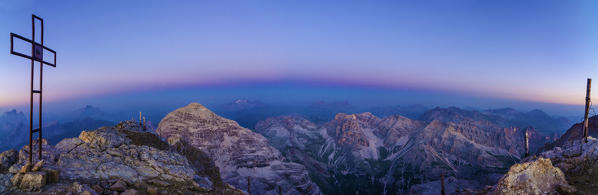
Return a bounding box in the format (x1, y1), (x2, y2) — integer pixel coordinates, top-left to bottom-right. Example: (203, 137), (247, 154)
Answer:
(488, 136), (598, 194)
(157, 103), (321, 195)
(492, 158), (574, 194)
(536, 136), (598, 194)
(0, 120), (244, 194)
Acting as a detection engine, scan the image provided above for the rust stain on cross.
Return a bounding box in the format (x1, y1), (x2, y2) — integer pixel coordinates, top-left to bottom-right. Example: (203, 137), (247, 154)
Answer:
(9, 14), (57, 166)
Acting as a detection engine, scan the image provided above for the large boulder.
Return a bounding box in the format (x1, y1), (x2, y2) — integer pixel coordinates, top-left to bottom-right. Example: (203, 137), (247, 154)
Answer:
(492, 158), (574, 195)
(11, 171), (47, 191)
(157, 103), (321, 195)
(537, 136), (598, 194)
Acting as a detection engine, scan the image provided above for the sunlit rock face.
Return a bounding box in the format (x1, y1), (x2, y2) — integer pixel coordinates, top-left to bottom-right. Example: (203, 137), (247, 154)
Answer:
(492, 158), (573, 195)
(0, 120), (243, 194)
(254, 107), (557, 194)
(157, 103), (321, 195)
(534, 136), (598, 194)
(486, 136), (598, 194)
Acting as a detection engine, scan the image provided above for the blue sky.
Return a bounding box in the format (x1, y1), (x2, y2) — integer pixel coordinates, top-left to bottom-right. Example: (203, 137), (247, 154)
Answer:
(1, 0), (597, 115)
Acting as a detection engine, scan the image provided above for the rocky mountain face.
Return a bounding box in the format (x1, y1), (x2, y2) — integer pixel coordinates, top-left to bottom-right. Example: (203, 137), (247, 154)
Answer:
(541, 115), (598, 151)
(156, 103), (321, 195)
(0, 120), (244, 194)
(254, 107), (558, 194)
(491, 157), (574, 194)
(0, 110), (27, 151)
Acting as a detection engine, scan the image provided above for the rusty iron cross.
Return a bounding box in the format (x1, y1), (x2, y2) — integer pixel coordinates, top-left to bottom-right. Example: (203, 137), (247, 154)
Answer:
(9, 14), (57, 165)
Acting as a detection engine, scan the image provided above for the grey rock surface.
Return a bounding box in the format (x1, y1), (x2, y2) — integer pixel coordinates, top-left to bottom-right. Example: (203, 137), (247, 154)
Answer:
(0, 149), (17, 173)
(536, 136), (598, 194)
(491, 158), (573, 195)
(0, 121), (246, 194)
(253, 108), (547, 194)
(157, 102), (321, 195)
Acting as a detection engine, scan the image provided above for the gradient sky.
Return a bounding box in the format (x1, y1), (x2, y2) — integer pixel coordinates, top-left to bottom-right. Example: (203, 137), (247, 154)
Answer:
(1, 0), (598, 112)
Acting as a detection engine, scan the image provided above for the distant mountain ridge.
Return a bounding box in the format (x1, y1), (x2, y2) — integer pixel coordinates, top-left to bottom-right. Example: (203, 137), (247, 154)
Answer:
(0, 106), (115, 151)
(214, 100), (572, 135)
(254, 106), (562, 194)
(482, 107), (572, 134)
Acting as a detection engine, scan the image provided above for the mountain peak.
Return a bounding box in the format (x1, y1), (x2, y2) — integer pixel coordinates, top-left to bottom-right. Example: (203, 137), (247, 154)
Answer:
(334, 112), (375, 120)
(186, 102), (205, 108)
(156, 103), (321, 194)
(527, 109), (550, 117)
(180, 102), (217, 116)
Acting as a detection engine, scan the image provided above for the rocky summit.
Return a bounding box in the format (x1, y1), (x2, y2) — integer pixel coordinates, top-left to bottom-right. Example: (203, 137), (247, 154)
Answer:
(0, 120), (244, 194)
(485, 135), (598, 194)
(156, 103), (321, 195)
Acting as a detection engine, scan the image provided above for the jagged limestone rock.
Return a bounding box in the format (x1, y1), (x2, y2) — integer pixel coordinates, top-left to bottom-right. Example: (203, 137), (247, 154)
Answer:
(537, 137), (598, 194)
(492, 158), (573, 195)
(18, 163), (30, 173)
(11, 171), (47, 190)
(0, 121), (247, 194)
(109, 180), (127, 192)
(0, 150), (17, 173)
(31, 159), (44, 171)
(255, 110), (524, 194)
(157, 102), (321, 195)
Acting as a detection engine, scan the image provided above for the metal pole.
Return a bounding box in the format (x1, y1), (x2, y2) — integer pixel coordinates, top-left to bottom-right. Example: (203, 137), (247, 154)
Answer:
(525, 130), (529, 157)
(441, 173), (445, 195)
(583, 78), (592, 143)
(39, 16), (44, 161)
(28, 14), (35, 166)
(278, 186), (282, 195)
(247, 176), (251, 195)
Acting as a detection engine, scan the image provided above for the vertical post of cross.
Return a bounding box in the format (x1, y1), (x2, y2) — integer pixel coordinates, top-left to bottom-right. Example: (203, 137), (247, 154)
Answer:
(583, 78), (592, 143)
(38, 14), (44, 162)
(28, 14), (35, 166)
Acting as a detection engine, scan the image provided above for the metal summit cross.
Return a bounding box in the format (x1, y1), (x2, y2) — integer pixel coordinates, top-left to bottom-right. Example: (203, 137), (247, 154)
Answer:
(9, 14), (57, 165)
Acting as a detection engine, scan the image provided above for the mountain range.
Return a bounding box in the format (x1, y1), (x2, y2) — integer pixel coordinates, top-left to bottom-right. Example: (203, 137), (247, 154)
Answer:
(254, 106), (568, 194)
(0, 102), (578, 194)
(0, 106), (115, 152)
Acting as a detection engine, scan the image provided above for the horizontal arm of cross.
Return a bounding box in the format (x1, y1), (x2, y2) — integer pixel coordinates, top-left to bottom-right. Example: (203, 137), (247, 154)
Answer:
(10, 33), (56, 67)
